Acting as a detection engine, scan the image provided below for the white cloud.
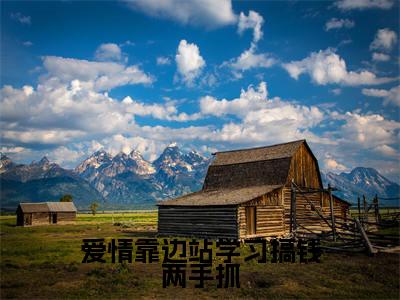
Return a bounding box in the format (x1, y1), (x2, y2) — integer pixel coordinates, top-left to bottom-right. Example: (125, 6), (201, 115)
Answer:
(238, 11), (264, 43)
(335, 0), (394, 10)
(362, 86), (400, 106)
(95, 43), (122, 61)
(156, 56), (171, 65)
(325, 18), (354, 31)
(2, 73), (399, 177)
(120, 40), (135, 47)
(332, 111), (400, 148)
(370, 28), (398, 51)
(10, 12), (31, 25)
(122, 96), (201, 121)
(0, 72), (196, 147)
(42, 56), (153, 91)
(372, 52), (390, 61)
(331, 88), (342, 95)
(48, 146), (86, 167)
(175, 40), (205, 85)
(374, 144), (398, 158)
(282, 48), (395, 86)
(324, 156), (348, 172)
(199, 82), (326, 145)
(229, 44), (276, 72)
(125, 0), (237, 28)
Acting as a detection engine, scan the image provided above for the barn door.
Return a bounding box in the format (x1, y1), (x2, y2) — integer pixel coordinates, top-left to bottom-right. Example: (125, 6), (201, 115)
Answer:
(24, 214), (31, 226)
(246, 207), (256, 235)
(52, 213), (57, 224)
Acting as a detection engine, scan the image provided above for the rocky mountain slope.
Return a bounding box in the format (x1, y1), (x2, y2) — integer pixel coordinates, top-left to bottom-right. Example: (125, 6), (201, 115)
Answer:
(0, 154), (103, 210)
(322, 167), (400, 203)
(1, 145), (398, 210)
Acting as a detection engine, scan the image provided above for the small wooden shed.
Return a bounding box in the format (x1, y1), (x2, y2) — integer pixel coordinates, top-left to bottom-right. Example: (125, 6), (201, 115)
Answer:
(16, 202), (77, 226)
(158, 140), (350, 239)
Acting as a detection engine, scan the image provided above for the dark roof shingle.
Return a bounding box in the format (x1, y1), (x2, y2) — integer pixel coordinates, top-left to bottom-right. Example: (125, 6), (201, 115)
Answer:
(158, 185), (283, 206)
(212, 140), (304, 166)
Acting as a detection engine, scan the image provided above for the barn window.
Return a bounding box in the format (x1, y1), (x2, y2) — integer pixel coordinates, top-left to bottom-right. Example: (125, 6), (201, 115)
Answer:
(246, 207), (256, 235)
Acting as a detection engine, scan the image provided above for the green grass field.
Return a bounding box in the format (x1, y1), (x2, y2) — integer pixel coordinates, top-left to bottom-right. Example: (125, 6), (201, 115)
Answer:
(1, 212), (399, 299)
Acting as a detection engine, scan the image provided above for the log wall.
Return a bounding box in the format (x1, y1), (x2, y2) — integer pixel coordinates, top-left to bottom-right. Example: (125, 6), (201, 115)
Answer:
(158, 206), (238, 239)
(31, 212), (50, 226)
(238, 205), (285, 238)
(283, 187), (350, 234)
(57, 212), (77, 222)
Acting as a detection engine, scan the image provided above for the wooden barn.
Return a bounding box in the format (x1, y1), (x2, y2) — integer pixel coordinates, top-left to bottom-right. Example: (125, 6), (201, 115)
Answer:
(158, 140), (350, 239)
(16, 202), (77, 226)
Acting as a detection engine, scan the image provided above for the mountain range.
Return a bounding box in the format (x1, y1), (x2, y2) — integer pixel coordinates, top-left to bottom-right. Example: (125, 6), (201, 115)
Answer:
(1, 144), (399, 210)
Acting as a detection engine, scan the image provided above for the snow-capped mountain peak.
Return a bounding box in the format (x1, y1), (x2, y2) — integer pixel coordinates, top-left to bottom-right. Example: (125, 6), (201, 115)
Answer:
(323, 167), (399, 203)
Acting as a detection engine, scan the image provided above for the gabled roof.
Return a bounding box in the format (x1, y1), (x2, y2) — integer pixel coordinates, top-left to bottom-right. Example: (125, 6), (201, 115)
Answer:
(18, 203), (50, 213)
(47, 202), (77, 212)
(18, 202), (77, 213)
(212, 140), (305, 166)
(159, 140), (323, 206)
(158, 185), (282, 206)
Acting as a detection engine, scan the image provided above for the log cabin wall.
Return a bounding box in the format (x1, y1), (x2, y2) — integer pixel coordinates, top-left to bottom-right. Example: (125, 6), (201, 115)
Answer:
(321, 193), (350, 223)
(283, 187), (350, 234)
(238, 189), (285, 239)
(57, 212), (77, 222)
(31, 212), (51, 225)
(158, 206), (238, 239)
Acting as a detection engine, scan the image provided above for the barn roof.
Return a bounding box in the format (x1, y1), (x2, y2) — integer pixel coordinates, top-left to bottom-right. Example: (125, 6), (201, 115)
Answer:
(203, 158), (291, 190)
(47, 202), (77, 212)
(18, 202), (77, 213)
(212, 140), (305, 166)
(158, 185), (282, 206)
(18, 203), (50, 213)
(159, 139), (323, 206)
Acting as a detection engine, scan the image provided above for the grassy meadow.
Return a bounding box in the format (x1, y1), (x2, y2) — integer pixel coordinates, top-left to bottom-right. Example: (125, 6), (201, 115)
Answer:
(1, 211), (399, 299)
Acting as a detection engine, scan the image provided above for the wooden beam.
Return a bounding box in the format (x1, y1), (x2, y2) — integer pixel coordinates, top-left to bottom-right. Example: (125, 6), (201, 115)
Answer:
(290, 180), (297, 233)
(354, 218), (377, 256)
(328, 184), (336, 242)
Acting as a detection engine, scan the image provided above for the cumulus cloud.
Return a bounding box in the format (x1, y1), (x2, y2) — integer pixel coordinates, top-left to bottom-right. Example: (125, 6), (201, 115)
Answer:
(238, 11), (264, 43)
(370, 28), (398, 51)
(325, 18), (354, 31)
(42, 56), (153, 91)
(199, 82), (326, 144)
(372, 52), (390, 61)
(95, 43), (122, 61)
(121, 96), (201, 121)
(0, 72), (197, 148)
(324, 155), (348, 172)
(10, 12), (31, 25)
(125, 0), (236, 28)
(156, 56), (171, 65)
(332, 111), (400, 148)
(175, 40), (205, 85)
(2, 74), (399, 177)
(229, 44), (276, 72)
(335, 0), (394, 10)
(282, 48), (395, 86)
(362, 86), (400, 106)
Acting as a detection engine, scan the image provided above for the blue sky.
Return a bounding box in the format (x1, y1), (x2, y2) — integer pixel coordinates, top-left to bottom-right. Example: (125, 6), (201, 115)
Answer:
(1, 0), (399, 181)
